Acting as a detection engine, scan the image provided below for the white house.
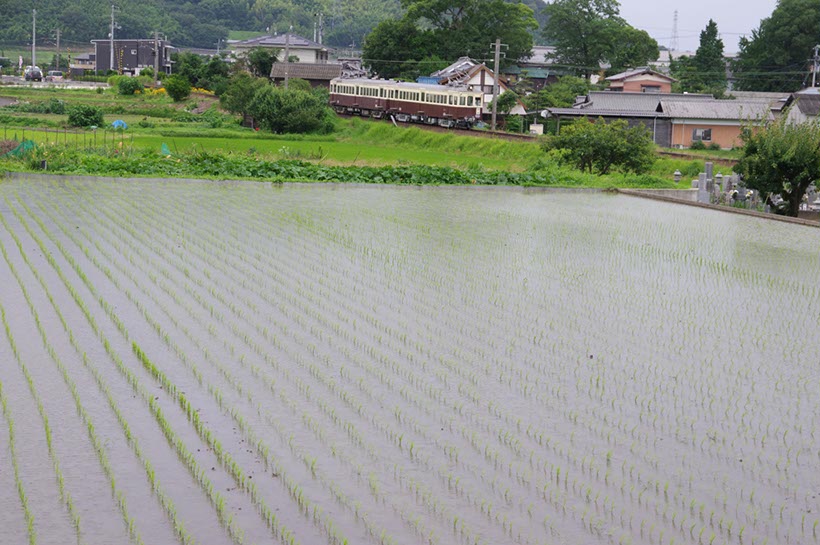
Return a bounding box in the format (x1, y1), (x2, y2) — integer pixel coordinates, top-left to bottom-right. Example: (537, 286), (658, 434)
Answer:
(230, 33), (332, 64)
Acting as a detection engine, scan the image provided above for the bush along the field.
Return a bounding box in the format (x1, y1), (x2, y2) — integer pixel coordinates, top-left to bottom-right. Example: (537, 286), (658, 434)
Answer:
(164, 75), (192, 102)
(117, 77), (145, 96)
(10, 146), (678, 188)
(67, 104), (104, 127)
(248, 85), (335, 134)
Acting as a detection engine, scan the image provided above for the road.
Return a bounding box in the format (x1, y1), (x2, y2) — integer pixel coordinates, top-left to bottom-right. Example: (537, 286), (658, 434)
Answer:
(0, 75), (107, 90)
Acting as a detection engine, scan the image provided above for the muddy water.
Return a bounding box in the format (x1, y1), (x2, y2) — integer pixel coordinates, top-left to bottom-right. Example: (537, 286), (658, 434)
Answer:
(1, 176), (819, 545)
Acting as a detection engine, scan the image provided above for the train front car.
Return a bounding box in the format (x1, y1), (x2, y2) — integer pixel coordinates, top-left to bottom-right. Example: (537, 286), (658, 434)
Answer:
(329, 78), (483, 129)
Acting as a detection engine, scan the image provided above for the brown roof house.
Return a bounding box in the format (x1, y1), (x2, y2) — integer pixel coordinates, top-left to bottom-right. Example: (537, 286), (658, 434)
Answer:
(269, 58), (366, 88)
(605, 67), (676, 93)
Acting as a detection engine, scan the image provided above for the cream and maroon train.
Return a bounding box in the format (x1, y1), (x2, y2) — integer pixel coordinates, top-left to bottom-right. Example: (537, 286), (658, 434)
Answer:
(329, 78), (483, 128)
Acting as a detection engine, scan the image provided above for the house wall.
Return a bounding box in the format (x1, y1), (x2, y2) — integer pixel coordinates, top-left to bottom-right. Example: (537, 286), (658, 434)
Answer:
(671, 121), (741, 149)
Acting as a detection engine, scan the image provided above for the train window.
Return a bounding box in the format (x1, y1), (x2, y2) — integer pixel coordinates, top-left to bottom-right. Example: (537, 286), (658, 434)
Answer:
(459, 96), (465, 106)
(421, 92), (425, 102)
(467, 96), (473, 106)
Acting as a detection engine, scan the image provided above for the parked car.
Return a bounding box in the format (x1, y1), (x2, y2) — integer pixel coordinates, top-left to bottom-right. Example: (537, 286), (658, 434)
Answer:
(24, 66), (43, 81)
(46, 70), (64, 82)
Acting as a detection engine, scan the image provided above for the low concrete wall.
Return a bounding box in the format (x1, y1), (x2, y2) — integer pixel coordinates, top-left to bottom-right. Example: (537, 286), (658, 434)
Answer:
(619, 188), (820, 228)
(627, 189), (699, 202)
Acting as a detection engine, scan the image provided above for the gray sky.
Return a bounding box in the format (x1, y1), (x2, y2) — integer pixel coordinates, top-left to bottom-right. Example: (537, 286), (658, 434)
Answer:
(615, 0), (779, 53)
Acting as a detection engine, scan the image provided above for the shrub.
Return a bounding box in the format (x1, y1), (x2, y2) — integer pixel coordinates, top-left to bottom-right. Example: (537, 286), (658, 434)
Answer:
(248, 85), (335, 134)
(67, 104), (104, 127)
(708, 142), (722, 150)
(689, 140), (707, 150)
(47, 98), (66, 114)
(107, 74), (124, 87)
(164, 75), (192, 102)
(543, 117), (655, 175)
(118, 77), (145, 95)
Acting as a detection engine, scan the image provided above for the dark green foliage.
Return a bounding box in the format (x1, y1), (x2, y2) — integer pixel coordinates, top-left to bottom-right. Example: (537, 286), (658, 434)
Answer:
(363, 0), (537, 79)
(247, 86), (335, 134)
(670, 20), (726, 95)
(505, 115), (523, 133)
(542, 0), (658, 77)
(492, 91), (520, 114)
(708, 142), (722, 151)
(244, 47), (278, 79)
(220, 73), (268, 117)
(732, 0), (820, 92)
(734, 118), (820, 216)
(67, 104), (105, 127)
(118, 77), (145, 96)
(689, 140), (707, 150)
(164, 75), (192, 102)
(543, 117), (655, 175)
(522, 76), (590, 110)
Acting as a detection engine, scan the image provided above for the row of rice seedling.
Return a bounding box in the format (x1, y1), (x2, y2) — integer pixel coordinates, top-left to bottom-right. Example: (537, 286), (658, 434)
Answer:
(207, 187), (820, 544)
(42, 185), (357, 545)
(50, 179), (433, 545)
(0, 209), (197, 545)
(4, 193), (245, 545)
(0, 375), (36, 545)
(5, 177), (818, 545)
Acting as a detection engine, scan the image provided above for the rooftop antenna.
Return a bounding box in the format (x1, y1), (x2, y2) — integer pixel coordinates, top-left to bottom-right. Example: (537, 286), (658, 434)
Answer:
(670, 10), (679, 53)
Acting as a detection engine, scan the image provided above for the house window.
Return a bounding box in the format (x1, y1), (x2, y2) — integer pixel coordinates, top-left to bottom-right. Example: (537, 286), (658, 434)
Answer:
(641, 85), (661, 93)
(692, 128), (712, 142)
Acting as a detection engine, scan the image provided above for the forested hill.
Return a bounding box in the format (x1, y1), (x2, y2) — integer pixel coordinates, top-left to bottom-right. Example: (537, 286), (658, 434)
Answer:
(0, 0), (546, 51)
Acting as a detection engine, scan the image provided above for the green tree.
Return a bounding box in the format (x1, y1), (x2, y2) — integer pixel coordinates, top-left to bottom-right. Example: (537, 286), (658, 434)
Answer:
(164, 75), (192, 102)
(219, 73), (268, 117)
(734, 117), (820, 217)
(248, 85), (335, 134)
(544, 117), (655, 174)
(671, 19), (726, 95)
(542, 0), (620, 76)
(244, 47), (279, 78)
(607, 25), (659, 75)
(363, 0), (536, 79)
(732, 0), (820, 92)
(522, 76), (590, 110)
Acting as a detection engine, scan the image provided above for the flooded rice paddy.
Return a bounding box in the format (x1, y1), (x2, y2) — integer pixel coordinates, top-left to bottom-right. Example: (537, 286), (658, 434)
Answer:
(0, 175), (818, 545)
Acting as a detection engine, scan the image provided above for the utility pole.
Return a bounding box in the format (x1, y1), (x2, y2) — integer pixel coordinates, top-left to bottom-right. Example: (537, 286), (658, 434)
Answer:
(110, 5), (117, 73)
(55, 28), (61, 70)
(153, 30), (160, 88)
(318, 12), (323, 45)
(283, 25), (292, 89)
(813, 45), (820, 88)
(490, 38), (506, 132)
(31, 9), (36, 67)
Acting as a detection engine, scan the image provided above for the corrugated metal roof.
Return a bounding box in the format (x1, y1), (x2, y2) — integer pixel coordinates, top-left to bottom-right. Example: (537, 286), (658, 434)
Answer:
(581, 91), (712, 113)
(330, 77), (472, 92)
(661, 99), (773, 120)
(270, 63), (342, 80)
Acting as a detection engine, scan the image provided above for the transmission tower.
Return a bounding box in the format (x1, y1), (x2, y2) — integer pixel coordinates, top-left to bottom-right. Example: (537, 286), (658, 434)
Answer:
(670, 10), (679, 53)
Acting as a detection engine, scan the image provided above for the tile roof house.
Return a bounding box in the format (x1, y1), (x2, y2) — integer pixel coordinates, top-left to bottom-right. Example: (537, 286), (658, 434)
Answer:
(231, 33), (332, 64)
(784, 88), (820, 124)
(431, 57), (526, 115)
(605, 67), (676, 93)
(545, 91), (777, 148)
(269, 63), (342, 87)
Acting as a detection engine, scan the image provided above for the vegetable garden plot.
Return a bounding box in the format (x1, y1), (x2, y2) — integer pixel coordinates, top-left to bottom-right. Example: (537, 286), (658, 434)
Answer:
(1, 176), (819, 545)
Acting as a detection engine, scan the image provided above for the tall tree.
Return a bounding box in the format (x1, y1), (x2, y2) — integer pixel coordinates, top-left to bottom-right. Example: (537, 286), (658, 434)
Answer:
(362, 0), (536, 79)
(732, 0), (820, 92)
(671, 19), (726, 95)
(542, 0), (657, 77)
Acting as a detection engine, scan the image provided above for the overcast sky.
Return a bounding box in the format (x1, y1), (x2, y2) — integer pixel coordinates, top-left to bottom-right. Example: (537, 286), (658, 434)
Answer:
(614, 0), (779, 53)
